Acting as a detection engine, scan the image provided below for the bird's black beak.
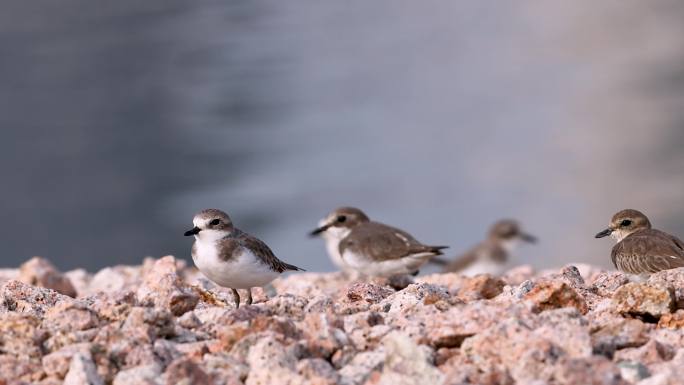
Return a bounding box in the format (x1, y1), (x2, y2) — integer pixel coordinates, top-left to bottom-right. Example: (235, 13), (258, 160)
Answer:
(309, 224), (330, 237)
(595, 228), (613, 238)
(184, 226), (201, 236)
(520, 233), (537, 243)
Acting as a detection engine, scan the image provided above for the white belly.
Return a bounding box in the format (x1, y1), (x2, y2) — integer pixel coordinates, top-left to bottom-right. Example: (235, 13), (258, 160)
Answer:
(342, 251), (433, 277)
(193, 241), (278, 289)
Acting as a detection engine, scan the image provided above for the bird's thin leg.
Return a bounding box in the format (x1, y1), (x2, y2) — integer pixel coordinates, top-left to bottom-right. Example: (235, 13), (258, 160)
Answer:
(231, 288), (240, 309)
(246, 288), (253, 305)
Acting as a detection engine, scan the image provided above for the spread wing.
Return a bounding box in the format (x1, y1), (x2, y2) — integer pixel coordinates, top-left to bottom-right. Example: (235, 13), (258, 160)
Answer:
(234, 231), (304, 273)
(339, 222), (447, 262)
(612, 229), (684, 274)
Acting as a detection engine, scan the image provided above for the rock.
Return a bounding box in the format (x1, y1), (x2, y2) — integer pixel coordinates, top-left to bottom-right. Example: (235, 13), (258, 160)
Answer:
(456, 274), (506, 300)
(3, 256), (684, 383)
(63, 352), (104, 385)
(136, 256), (199, 316)
(19, 257), (77, 297)
(591, 319), (651, 357)
(553, 356), (627, 385)
(345, 282), (394, 304)
(367, 331), (443, 385)
(613, 282), (674, 319)
(112, 364), (162, 385)
(591, 271), (630, 298)
(647, 268), (684, 309)
(523, 280), (588, 314)
(1, 279), (73, 317)
(657, 309), (684, 329)
(297, 358), (340, 385)
(162, 358), (211, 385)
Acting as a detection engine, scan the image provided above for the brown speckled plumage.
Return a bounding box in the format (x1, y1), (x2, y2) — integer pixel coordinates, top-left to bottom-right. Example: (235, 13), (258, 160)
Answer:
(611, 229), (684, 274)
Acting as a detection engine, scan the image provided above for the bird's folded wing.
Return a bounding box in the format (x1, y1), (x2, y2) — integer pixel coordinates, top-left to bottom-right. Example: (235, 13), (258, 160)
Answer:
(612, 231), (684, 274)
(339, 223), (434, 262)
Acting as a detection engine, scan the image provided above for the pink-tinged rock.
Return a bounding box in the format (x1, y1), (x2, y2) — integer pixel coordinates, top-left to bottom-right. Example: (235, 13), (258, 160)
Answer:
(18, 257), (77, 297)
(43, 300), (101, 332)
(591, 318), (651, 357)
(244, 334), (305, 385)
(647, 268), (684, 309)
(422, 302), (511, 349)
(0, 312), (46, 357)
(64, 269), (91, 298)
(42, 343), (93, 378)
(1, 279), (73, 317)
(337, 349), (386, 385)
(553, 356), (627, 385)
(112, 363), (162, 385)
(440, 351), (514, 385)
(217, 313), (301, 352)
(0, 355), (45, 382)
(456, 274), (506, 301)
(591, 271), (630, 298)
(417, 272), (467, 292)
(534, 308), (592, 358)
(297, 358), (340, 385)
(345, 282), (394, 304)
(136, 256), (199, 316)
(614, 339), (675, 366)
(126, 307), (175, 341)
(636, 349), (684, 385)
(0, 267), (19, 284)
(612, 282), (674, 318)
(161, 358), (210, 385)
(523, 279), (588, 314)
(365, 331), (442, 385)
(300, 312), (347, 358)
(63, 351), (104, 385)
(87, 265), (142, 295)
(657, 309), (684, 329)
(201, 353), (249, 385)
(461, 318), (556, 382)
(266, 293), (309, 319)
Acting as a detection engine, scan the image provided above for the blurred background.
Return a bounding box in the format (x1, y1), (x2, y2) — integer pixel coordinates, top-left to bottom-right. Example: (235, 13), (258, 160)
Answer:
(2, 1), (683, 273)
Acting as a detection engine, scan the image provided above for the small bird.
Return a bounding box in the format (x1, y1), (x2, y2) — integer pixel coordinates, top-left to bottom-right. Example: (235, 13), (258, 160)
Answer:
(185, 209), (303, 307)
(310, 207), (448, 277)
(436, 219), (536, 276)
(595, 209), (684, 275)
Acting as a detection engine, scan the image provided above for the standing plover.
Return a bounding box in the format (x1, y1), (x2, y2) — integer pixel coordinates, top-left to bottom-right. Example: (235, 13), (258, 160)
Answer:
(595, 209), (684, 275)
(185, 209), (303, 307)
(436, 219), (536, 276)
(310, 207), (448, 277)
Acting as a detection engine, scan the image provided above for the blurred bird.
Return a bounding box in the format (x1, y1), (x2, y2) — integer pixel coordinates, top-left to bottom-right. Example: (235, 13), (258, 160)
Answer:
(185, 208), (303, 308)
(310, 207), (448, 277)
(434, 219), (536, 276)
(595, 209), (684, 276)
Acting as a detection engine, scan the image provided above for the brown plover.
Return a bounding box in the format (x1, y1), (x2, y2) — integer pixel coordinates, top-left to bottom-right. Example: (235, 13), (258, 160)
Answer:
(595, 209), (684, 275)
(435, 219), (536, 276)
(310, 207), (447, 277)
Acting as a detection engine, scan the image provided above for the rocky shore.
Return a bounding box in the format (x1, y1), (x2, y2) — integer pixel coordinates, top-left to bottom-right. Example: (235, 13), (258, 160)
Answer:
(1, 256), (684, 384)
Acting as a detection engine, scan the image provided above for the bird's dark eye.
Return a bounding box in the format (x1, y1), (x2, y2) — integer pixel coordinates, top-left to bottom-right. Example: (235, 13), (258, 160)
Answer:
(337, 215), (347, 223)
(620, 219), (632, 227)
(210, 219), (220, 226)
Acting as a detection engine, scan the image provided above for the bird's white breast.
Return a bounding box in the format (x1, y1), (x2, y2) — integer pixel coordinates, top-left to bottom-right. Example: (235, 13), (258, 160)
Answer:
(193, 239), (278, 289)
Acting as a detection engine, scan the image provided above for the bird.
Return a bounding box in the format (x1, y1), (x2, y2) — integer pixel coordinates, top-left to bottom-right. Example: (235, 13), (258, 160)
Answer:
(310, 206), (448, 277)
(595, 209), (684, 276)
(184, 208), (303, 308)
(434, 219), (536, 276)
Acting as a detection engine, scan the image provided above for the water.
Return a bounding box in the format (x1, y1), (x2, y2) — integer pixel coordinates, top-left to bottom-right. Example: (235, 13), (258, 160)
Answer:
(1, 1), (683, 273)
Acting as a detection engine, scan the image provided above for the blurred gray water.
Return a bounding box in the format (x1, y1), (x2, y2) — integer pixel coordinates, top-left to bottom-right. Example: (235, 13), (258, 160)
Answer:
(1, 1), (683, 273)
